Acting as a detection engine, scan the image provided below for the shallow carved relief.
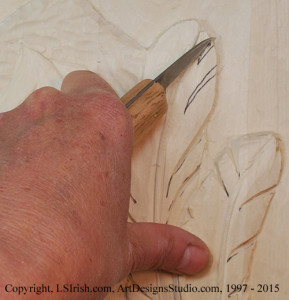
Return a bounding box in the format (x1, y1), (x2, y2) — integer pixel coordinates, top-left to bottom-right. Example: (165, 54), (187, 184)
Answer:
(109, 24), (282, 300)
(0, 2), (283, 300)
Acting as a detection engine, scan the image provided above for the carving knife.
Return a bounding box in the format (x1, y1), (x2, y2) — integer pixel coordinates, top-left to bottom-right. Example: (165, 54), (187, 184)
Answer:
(121, 37), (214, 145)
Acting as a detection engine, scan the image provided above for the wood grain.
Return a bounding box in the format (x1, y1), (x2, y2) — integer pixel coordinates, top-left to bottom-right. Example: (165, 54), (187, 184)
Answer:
(121, 79), (167, 145)
(0, 1), (289, 299)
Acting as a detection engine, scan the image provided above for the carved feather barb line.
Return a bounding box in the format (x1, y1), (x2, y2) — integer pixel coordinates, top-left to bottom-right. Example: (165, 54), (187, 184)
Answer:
(0, 3), (284, 300)
(184, 64), (217, 114)
(110, 20), (283, 300)
(118, 21), (218, 300)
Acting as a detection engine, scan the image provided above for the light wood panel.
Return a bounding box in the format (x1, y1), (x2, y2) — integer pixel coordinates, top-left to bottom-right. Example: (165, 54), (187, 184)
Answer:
(0, 1), (288, 299)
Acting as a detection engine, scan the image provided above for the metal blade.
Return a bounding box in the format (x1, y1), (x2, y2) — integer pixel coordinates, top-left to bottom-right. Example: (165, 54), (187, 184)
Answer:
(155, 37), (215, 88)
(125, 37), (214, 108)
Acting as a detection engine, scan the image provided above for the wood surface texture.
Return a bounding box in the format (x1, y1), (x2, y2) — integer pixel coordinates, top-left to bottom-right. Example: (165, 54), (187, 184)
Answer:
(121, 79), (167, 146)
(0, 1), (288, 299)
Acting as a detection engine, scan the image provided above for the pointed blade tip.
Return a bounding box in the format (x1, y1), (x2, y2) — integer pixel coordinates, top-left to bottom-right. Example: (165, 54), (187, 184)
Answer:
(203, 37), (215, 45)
(155, 37), (216, 89)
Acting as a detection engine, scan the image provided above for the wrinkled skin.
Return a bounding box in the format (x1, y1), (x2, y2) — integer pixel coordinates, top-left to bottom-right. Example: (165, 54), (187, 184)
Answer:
(0, 71), (210, 299)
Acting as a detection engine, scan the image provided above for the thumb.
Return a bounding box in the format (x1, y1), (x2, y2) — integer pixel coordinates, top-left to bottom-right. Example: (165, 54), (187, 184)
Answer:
(127, 222), (211, 275)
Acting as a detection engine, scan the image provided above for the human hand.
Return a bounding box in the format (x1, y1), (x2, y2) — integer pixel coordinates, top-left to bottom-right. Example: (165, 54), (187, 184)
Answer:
(0, 71), (210, 299)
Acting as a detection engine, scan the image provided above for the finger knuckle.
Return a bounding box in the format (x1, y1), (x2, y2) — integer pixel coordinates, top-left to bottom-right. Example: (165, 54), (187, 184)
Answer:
(85, 94), (133, 146)
(27, 86), (60, 104)
(24, 87), (62, 117)
(129, 241), (146, 272)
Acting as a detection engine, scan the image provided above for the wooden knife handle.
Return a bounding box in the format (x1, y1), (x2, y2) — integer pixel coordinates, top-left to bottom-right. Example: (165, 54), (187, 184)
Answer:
(121, 79), (167, 146)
